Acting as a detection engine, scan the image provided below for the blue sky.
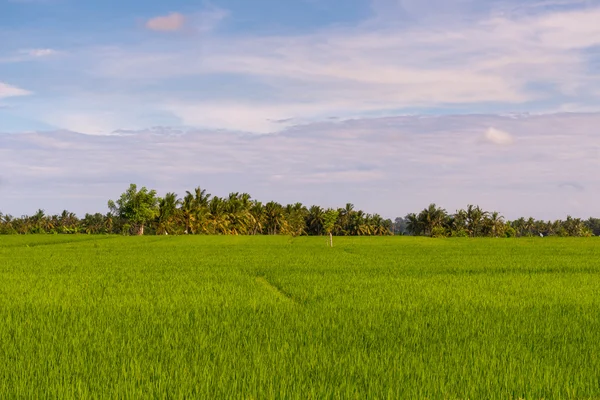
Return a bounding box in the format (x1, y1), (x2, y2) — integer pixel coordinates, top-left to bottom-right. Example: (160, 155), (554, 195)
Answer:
(1, 0), (600, 218)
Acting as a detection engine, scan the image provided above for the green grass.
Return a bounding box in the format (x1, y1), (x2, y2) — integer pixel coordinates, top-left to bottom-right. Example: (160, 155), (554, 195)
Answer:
(1, 235), (599, 399)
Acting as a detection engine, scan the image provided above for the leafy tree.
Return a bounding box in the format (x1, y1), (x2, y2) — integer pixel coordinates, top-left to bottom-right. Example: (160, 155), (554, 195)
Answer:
(323, 209), (339, 247)
(108, 184), (159, 235)
(585, 218), (600, 236)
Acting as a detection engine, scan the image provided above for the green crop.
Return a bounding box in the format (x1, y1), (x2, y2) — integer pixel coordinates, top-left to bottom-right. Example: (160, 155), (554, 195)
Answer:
(1, 236), (599, 399)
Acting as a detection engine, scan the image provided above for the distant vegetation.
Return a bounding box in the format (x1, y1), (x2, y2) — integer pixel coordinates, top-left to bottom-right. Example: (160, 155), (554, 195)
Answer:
(1, 184), (599, 237)
(396, 203), (599, 238)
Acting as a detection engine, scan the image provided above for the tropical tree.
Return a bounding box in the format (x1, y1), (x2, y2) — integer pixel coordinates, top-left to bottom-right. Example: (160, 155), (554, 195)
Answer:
(484, 211), (505, 238)
(264, 201), (286, 235)
(108, 184), (159, 235)
(417, 204), (447, 237)
(405, 213), (422, 236)
(307, 206), (325, 236)
(249, 201), (266, 235)
(464, 205), (487, 237)
(285, 203), (307, 237)
(157, 192), (181, 235)
(323, 209), (339, 247)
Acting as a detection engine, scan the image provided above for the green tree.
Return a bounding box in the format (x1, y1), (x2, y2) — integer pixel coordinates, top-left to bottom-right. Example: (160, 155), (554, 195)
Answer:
(323, 209), (339, 247)
(157, 192), (181, 235)
(108, 184), (159, 235)
(418, 204), (447, 237)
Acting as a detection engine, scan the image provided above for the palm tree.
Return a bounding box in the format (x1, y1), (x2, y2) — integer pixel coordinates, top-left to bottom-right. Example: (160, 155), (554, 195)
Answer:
(418, 204), (447, 236)
(338, 203), (355, 235)
(264, 201), (286, 235)
(486, 211), (505, 237)
(564, 215), (585, 237)
(208, 197), (229, 234)
(512, 217), (526, 237)
(226, 192), (252, 235)
(465, 205), (488, 237)
(405, 213), (422, 236)
(307, 205), (325, 236)
(524, 217), (536, 237)
(181, 193), (195, 234)
(157, 192), (181, 235)
(285, 202), (307, 237)
(183, 187), (211, 234)
(350, 210), (368, 235)
(249, 201), (266, 235)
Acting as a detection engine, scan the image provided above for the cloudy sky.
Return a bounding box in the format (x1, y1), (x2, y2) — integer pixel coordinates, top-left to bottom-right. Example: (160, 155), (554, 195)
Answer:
(1, 0), (600, 219)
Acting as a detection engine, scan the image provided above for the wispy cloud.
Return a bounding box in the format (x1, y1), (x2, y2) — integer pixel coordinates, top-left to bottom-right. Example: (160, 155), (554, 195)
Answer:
(0, 82), (31, 98)
(0, 48), (59, 63)
(23, 48), (57, 57)
(485, 127), (514, 145)
(43, 3), (595, 134)
(145, 12), (187, 32)
(1, 113), (599, 219)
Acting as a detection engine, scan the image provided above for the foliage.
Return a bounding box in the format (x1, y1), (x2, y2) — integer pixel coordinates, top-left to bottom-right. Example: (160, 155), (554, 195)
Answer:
(0, 185), (392, 237)
(0, 183), (597, 237)
(399, 203), (595, 238)
(108, 184), (159, 235)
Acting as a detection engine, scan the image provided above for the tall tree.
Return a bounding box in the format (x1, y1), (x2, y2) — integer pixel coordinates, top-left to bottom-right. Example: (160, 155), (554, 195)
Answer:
(418, 204), (447, 237)
(108, 184), (159, 235)
(157, 192), (181, 235)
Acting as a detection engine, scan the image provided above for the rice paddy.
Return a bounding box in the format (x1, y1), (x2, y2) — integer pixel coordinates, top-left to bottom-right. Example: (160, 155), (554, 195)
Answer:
(1, 235), (599, 398)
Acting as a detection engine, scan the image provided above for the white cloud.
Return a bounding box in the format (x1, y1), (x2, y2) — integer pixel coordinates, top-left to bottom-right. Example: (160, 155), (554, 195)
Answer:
(485, 127), (514, 145)
(23, 48), (57, 57)
(1, 113), (599, 220)
(0, 82), (31, 99)
(145, 12), (186, 32)
(6, 2), (600, 138)
(41, 112), (133, 135)
(67, 5), (600, 134)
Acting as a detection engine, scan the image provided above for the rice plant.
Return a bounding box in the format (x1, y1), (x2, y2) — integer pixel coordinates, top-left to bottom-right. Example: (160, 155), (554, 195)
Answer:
(0, 236), (599, 398)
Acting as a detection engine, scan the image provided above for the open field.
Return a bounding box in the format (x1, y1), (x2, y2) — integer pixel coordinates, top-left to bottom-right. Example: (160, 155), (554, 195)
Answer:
(1, 236), (599, 398)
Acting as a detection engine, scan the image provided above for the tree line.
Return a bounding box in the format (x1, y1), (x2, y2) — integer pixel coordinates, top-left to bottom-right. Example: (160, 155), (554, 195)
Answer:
(0, 184), (392, 237)
(0, 184), (598, 237)
(395, 204), (600, 237)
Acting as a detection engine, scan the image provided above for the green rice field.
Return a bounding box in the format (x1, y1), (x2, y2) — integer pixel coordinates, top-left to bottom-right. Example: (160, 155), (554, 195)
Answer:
(1, 235), (599, 398)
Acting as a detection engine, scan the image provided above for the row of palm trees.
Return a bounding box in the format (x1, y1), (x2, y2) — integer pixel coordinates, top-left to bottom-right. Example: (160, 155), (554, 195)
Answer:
(396, 204), (599, 237)
(1, 190), (598, 237)
(0, 186), (394, 236)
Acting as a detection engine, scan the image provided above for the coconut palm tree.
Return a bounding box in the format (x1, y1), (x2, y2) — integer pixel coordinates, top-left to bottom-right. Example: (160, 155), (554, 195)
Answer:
(485, 211), (505, 237)
(306, 205), (325, 236)
(465, 205), (488, 237)
(264, 201), (286, 235)
(418, 204), (447, 236)
(405, 213), (422, 236)
(207, 196), (229, 234)
(157, 192), (181, 235)
(249, 201), (266, 235)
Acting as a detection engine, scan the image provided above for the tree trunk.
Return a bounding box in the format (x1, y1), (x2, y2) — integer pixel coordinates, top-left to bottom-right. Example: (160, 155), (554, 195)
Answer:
(329, 232), (333, 247)
(137, 224), (144, 236)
